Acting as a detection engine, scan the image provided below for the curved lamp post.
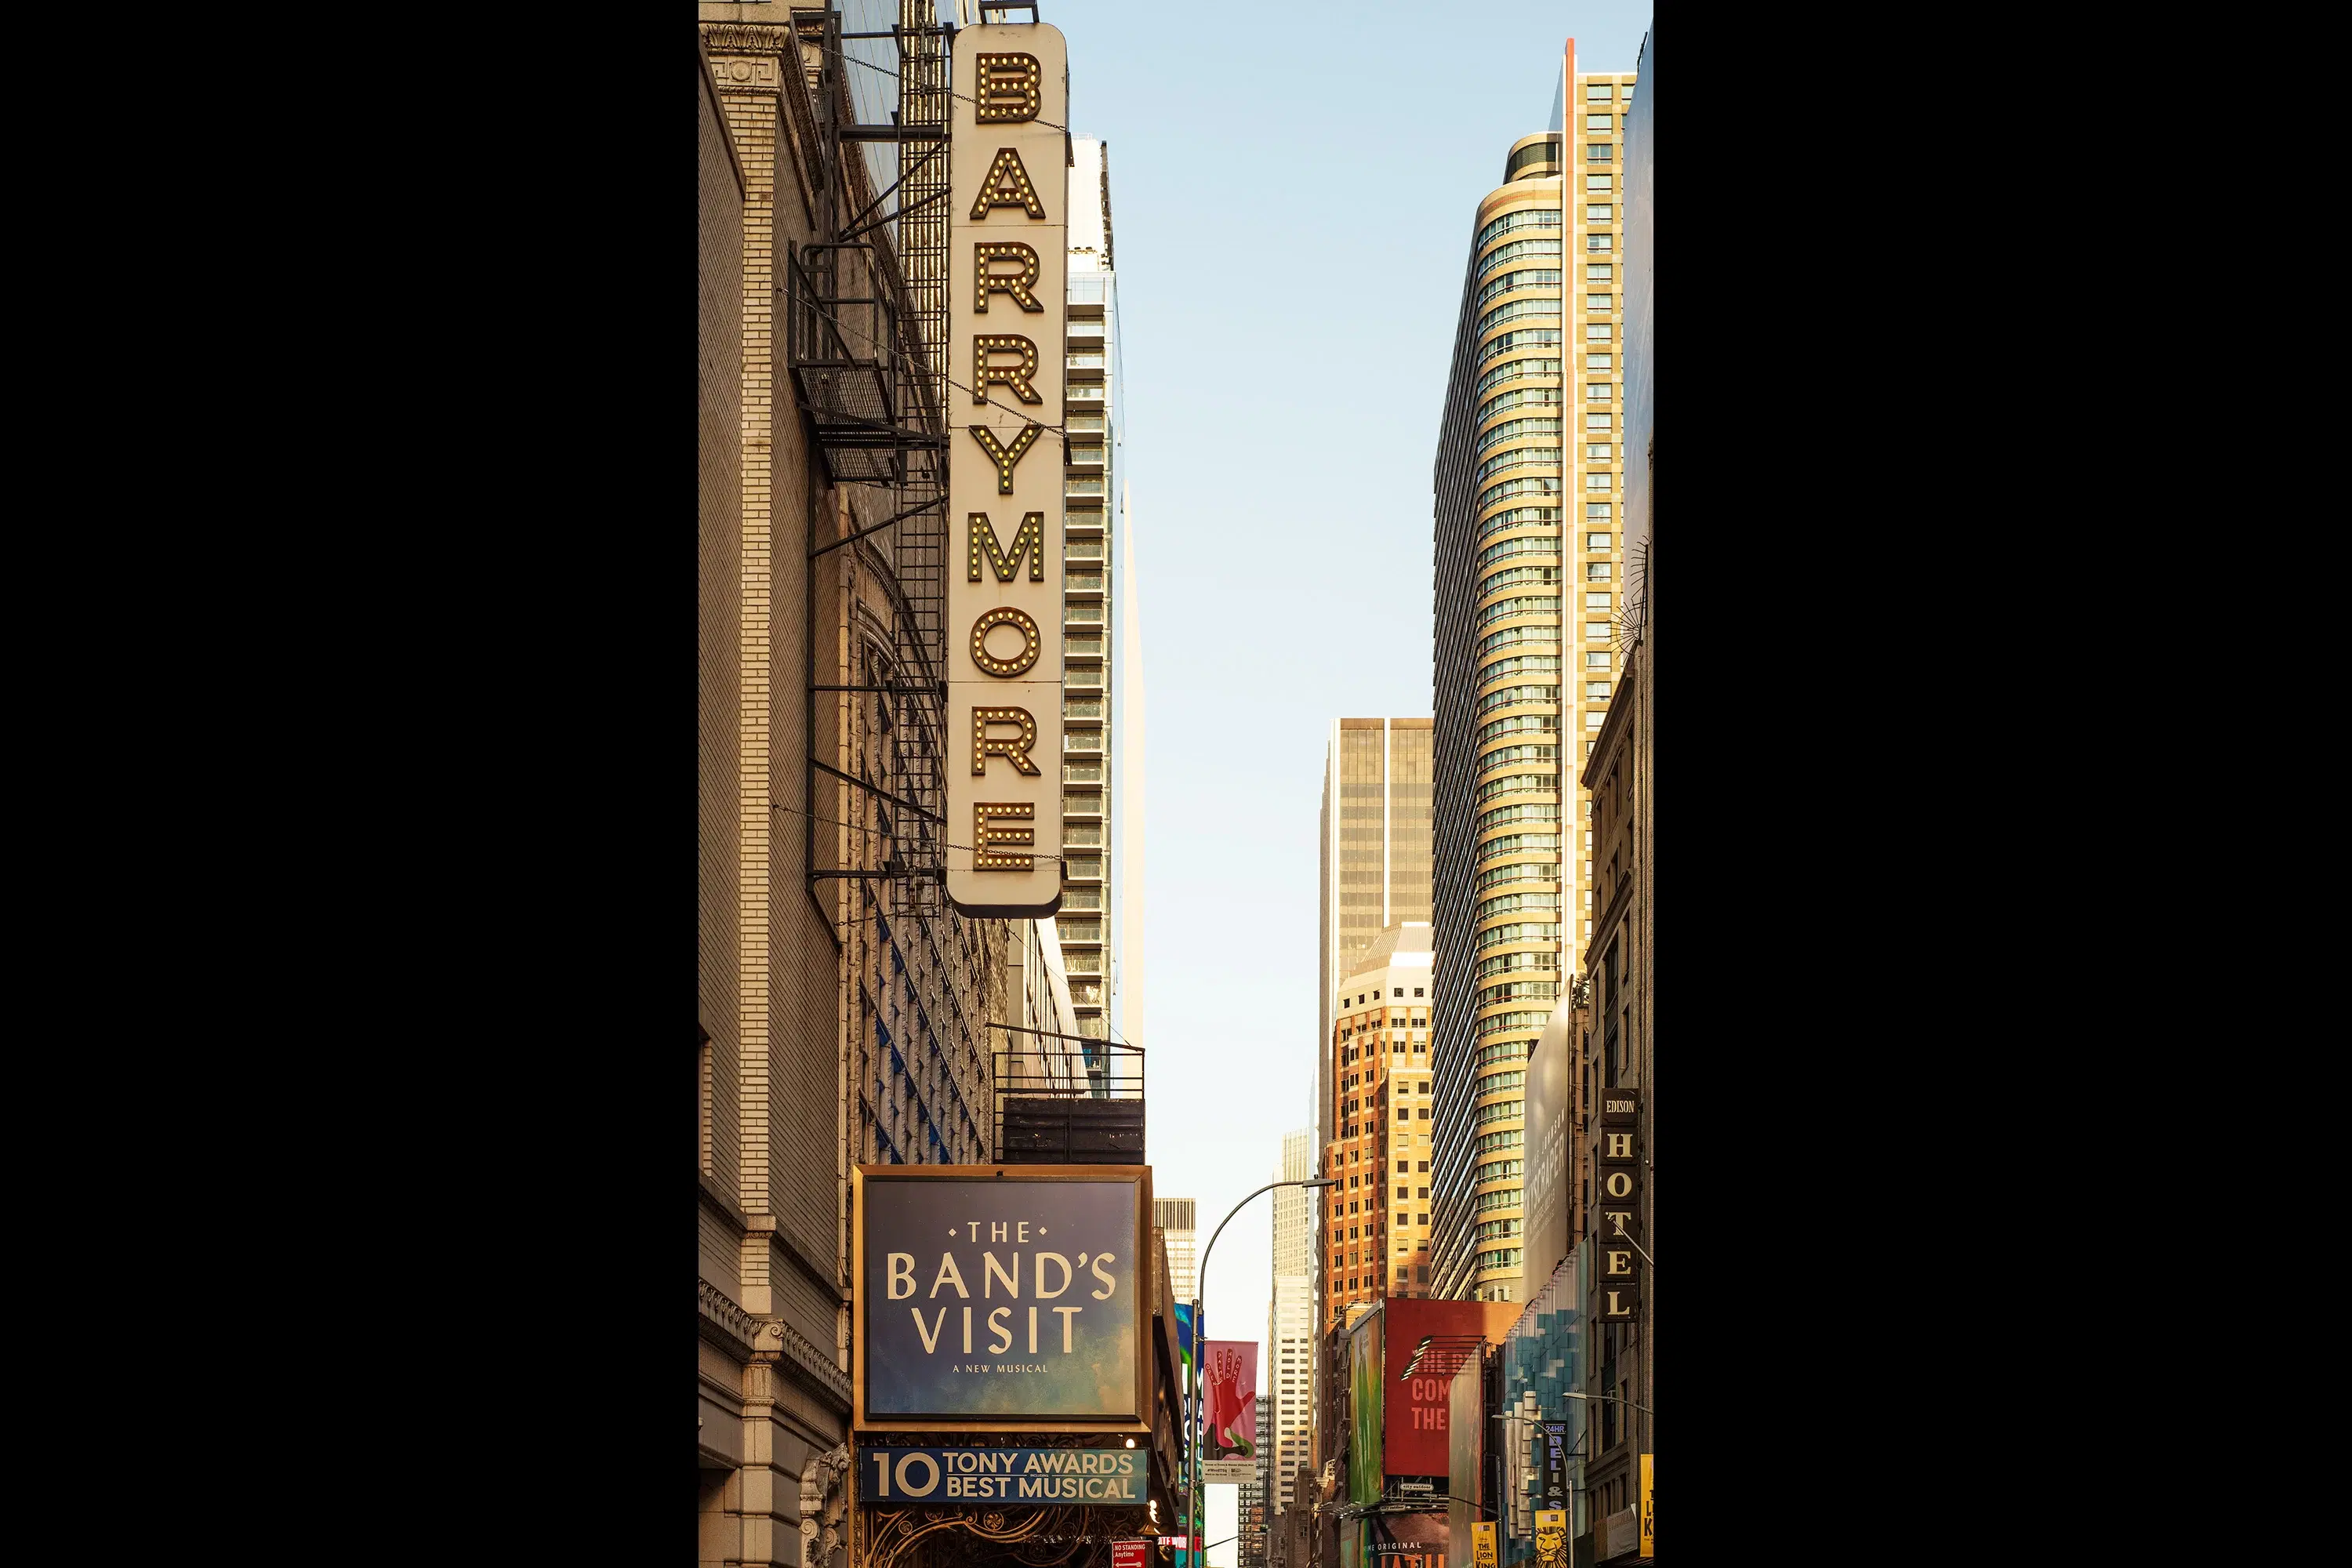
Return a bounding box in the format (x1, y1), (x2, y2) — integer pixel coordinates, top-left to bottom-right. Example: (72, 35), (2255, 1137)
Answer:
(1187, 1178), (1339, 1568)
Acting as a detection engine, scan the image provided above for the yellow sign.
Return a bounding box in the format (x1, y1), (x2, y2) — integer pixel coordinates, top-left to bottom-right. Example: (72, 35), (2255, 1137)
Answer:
(1638, 1454), (1653, 1558)
(1533, 1509), (1566, 1568)
(1470, 1522), (1497, 1568)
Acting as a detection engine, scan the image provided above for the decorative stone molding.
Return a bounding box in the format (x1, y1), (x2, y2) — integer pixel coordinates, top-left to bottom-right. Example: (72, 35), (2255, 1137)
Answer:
(750, 1315), (854, 1412)
(701, 24), (792, 73)
(800, 1445), (851, 1568)
(699, 1276), (758, 1361)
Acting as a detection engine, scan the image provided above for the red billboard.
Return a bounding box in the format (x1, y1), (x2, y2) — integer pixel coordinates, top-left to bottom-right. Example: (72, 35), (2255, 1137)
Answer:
(1381, 1300), (1517, 1482)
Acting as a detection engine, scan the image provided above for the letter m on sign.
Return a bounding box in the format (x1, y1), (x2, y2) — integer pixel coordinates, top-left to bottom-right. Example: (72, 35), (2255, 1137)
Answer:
(969, 512), (1047, 583)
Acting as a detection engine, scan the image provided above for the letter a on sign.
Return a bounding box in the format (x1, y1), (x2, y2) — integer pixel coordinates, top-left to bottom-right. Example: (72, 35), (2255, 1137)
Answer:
(946, 19), (1068, 917)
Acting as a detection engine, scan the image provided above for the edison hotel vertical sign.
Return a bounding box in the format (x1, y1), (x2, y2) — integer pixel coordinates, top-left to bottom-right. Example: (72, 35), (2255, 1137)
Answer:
(946, 24), (1069, 917)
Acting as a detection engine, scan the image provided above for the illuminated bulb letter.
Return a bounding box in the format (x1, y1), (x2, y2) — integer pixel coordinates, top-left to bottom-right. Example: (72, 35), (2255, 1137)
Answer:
(973, 803), (1035, 872)
(974, 241), (1044, 313)
(970, 147), (1047, 219)
(967, 509), (1046, 580)
(973, 54), (1042, 124)
(967, 426), (1044, 497)
(967, 606), (1041, 677)
(971, 706), (1041, 777)
(972, 335), (1041, 405)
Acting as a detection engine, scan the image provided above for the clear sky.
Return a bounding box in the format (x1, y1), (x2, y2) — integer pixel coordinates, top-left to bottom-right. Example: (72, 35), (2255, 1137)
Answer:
(1009, 2), (1650, 1546)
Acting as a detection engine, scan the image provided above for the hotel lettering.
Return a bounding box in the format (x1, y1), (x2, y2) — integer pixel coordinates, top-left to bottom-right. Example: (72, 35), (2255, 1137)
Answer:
(1594, 1089), (1642, 1321)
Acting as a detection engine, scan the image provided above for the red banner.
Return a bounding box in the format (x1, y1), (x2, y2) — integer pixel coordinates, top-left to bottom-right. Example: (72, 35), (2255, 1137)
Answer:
(1201, 1339), (1258, 1471)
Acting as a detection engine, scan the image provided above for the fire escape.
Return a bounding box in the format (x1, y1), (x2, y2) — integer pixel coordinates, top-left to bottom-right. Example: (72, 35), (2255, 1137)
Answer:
(786, 2), (953, 916)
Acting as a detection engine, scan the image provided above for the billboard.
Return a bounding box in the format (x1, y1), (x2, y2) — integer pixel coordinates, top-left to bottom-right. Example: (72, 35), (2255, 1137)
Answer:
(1519, 1000), (1575, 1289)
(1200, 1339), (1258, 1483)
(1347, 1308), (1383, 1507)
(854, 1166), (1150, 1430)
(946, 22), (1069, 916)
(1382, 1299), (1518, 1486)
(1365, 1512), (1446, 1568)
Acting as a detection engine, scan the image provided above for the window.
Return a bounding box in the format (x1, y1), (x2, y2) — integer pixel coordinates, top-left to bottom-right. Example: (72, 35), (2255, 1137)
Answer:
(1585, 473), (1611, 491)
(1587, 264), (1613, 281)
(1587, 650), (1611, 668)
(1585, 174), (1613, 192)
(1586, 142), (1613, 160)
(1584, 113), (1613, 130)
(1417, 1160), (1429, 1172)
(1586, 83), (1613, 102)
(1392, 987), (1403, 998)
(1414, 986), (1425, 996)
(1587, 561), (1611, 580)
(1586, 531), (1613, 550)
(1584, 204), (1613, 221)
(1587, 383), (1612, 401)
(1585, 413), (1613, 431)
(1586, 294), (1614, 314)
(1587, 234), (1612, 252)
(1585, 353), (1613, 370)
(1586, 681), (1612, 699)
(1587, 621), (1610, 641)
(1585, 444), (1612, 461)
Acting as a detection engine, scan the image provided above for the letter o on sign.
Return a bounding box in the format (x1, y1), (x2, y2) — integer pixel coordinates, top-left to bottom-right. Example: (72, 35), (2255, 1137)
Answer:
(970, 607), (1042, 677)
(1602, 1171), (1633, 1200)
(896, 1453), (941, 1497)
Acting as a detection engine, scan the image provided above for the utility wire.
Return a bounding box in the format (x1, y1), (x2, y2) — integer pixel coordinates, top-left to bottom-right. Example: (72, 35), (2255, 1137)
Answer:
(785, 274), (1083, 446)
(817, 38), (1076, 135)
(773, 797), (1071, 866)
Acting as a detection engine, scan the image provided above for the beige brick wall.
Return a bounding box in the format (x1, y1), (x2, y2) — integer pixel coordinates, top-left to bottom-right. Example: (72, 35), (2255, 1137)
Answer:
(699, 45), (745, 1195)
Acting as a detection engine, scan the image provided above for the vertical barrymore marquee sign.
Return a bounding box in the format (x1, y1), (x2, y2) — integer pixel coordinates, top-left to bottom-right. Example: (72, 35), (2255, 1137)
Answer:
(946, 23), (1069, 917)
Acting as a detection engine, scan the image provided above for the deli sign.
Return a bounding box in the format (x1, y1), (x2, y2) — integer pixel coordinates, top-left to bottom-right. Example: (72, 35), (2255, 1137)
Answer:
(1594, 1089), (1642, 1321)
(946, 22), (1069, 916)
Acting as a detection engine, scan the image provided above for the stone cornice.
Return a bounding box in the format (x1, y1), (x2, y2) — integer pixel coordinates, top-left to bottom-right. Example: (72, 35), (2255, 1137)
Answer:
(699, 21), (793, 61)
(756, 1316), (854, 1413)
(699, 1276), (758, 1361)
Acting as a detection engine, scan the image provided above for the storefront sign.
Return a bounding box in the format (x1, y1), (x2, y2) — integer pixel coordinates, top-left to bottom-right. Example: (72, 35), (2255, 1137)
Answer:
(859, 1446), (1145, 1504)
(1593, 1090), (1641, 1321)
(853, 1167), (1149, 1428)
(1469, 1522), (1497, 1568)
(1638, 1453), (1653, 1559)
(1540, 1423), (1566, 1508)
(946, 21), (1069, 916)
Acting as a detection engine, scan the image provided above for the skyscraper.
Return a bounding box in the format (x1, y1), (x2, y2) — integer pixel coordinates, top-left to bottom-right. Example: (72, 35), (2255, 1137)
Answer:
(1430, 45), (1636, 1305)
(1320, 923), (1434, 1331)
(1156, 1197), (1199, 1307)
(1264, 1129), (1316, 1535)
(1057, 137), (1127, 1050)
(1318, 719), (1434, 1156)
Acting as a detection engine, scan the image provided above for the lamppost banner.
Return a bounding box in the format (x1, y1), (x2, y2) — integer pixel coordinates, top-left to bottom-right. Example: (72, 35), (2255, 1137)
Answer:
(1200, 1340), (1257, 1483)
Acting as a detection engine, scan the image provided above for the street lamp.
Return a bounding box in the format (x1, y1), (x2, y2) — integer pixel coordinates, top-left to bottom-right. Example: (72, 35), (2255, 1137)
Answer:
(1188, 1178), (1338, 1568)
(1559, 1389), (1655, 1417)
